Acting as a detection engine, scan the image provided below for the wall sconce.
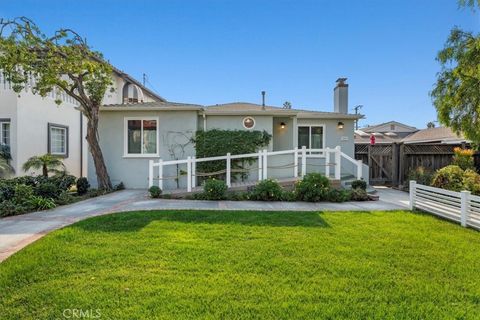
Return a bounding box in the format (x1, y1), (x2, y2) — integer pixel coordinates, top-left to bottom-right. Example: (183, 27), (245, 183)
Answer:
(337, 121), (344, 129)
(280, 122), (286, 129)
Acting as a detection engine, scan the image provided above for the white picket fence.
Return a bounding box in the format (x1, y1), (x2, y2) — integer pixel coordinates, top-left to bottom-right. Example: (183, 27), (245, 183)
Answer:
(148, 146), (363, 192)
(409, 181), (480, 230)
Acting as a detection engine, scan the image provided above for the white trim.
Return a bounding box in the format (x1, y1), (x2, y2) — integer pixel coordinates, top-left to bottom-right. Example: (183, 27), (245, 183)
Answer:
(296, 123), (326, 157)
(123, 116), (160, 157)
(0, 120), (10, 147)
(242, 116), (256, 129)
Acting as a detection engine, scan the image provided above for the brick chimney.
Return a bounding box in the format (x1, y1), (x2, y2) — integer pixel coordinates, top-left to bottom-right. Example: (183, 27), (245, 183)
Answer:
(334, 78), (348, 114)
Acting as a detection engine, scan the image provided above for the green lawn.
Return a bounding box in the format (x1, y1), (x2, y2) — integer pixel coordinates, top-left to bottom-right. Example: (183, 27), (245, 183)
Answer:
(1, 210), (480, 319)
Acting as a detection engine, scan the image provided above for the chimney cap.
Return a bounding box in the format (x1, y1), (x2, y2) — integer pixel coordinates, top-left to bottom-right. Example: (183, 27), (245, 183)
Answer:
(336, 77), (348, 84)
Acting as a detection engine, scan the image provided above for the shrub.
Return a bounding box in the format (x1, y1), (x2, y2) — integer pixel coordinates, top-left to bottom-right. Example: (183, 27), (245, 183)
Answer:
(0, 200), (28, 217)
(250, 179), (284, 201)
(351, 188), (369, 201)
(12, 184), (34, 204)
(115, 182), (125, 191)
(408, 166), (434, 186)
(149, 186), (162, 198)
(203, 179), (227, 200)
(431, 165), (465, 192)
(76, 177), (90, 195)
(462, 169), (480, 195)
(87, 188), (107, 198)
(295, 173), (331, 202)
(327, 189), (351, 202)
(351, 179), (367, 191)
(50, 174), (77, 191)
(225, 191), (250, 201)
(27, 196), (56, 210)
(0, 182), (15, 202)
(35, 182), (60, 199)
(281, 190), (297, 202)
(55, 190), (75, 205)
(452, 147), (475, 170)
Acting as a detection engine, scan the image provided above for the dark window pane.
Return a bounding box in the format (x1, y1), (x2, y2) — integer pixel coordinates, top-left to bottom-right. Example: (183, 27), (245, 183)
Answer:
(128, 120), (141, 154)
(298, 127), (309, 148)
(311, 126), (323, 149)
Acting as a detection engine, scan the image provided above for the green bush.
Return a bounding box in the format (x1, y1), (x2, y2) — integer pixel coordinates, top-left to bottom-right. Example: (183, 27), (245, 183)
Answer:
(351, 180), (367, 191)
(27, 196), (56, 210)
(203, 179), (228, 200)
(431, 165), (465, 192)
(408, 166), (434, 186)
(76, 177), (90, 195)
(50, 174), (77, 191)
(149, 186), (162, 198)
(452, 147), (475, 170)
(250, 179), (284, 201)
(0, 200), (28, 217)
(0, 181), (15, 202)
(55, 190), (76, 205)
(115, 182), (125, 191)
(12, 184), (34, 204)
(327, 189), (351, 202)
(462, 169), (480, 195)
(35, 182), (59, 199)
(281, 190), (297, 202)
(295, 173), (331, 202)
(351, 188), (369, 201)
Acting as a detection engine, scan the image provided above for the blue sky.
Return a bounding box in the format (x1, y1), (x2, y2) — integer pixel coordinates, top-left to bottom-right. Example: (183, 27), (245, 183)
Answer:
(1, 0), (478, 128)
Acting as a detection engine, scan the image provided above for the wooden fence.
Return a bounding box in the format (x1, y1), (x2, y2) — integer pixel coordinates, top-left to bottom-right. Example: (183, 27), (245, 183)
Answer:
(355, 143), (479, 187)
(409, 181), (480, 230)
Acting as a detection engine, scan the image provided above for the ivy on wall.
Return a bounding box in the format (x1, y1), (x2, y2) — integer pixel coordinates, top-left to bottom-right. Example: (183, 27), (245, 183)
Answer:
(192, 129), (272, 181)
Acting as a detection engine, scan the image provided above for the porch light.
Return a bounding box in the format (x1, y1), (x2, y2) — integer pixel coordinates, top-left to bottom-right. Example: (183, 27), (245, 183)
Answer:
(280, 122), (286, 129)
(337, 121), (344, 130)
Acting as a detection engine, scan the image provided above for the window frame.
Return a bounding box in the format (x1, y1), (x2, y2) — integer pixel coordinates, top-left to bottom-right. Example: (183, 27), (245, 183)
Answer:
(123, 116), (160, 158)
(296, 124), (326, 157)
(242, 116), (256, 129)
(0, 118), (11, 147)
(48, 123), (69, 158)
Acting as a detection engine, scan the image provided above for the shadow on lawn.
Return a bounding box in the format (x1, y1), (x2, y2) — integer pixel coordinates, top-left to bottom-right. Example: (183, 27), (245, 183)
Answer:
(74, 210), (331, 232)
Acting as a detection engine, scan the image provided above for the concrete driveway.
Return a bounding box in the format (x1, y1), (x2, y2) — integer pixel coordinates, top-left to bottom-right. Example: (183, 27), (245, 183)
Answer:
(0, 187), (410, 262)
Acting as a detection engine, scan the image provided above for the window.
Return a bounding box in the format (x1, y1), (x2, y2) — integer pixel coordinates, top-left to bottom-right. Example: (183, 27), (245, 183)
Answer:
(298, 125), (325, 154)
(48, 123), (68, 157)
(125, 118), (158, 156)
(390, 124), (395, 130)
(243, 117), (255, 129)
(122, 83), (144, 104)
(0, 120), (10, 146)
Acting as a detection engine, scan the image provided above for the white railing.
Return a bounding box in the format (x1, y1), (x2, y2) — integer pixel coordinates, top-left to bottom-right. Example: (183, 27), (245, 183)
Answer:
(148, 146), (364, 192)
(409, 181), (480, 230)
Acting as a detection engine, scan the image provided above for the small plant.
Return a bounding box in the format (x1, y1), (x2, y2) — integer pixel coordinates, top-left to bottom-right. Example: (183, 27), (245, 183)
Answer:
(281, 190), (297, 202)
(408, 166), (434, 186)
(351, 179), (367, 191)
(327, 189), (351, 202)
(250, 179), (284, 201)
(452, 147), (475, 170)
(50, 174), (77, 191)
(55, 190), (75, 205)
(12, 184), (34, 204)
(149, 186), (162, 198)
(76, 177), (90, 195)
(35, 182), (59, 199)
(27, 196), (56, 210)
(203, 179), (227, 200)
(295, 173), (331, 202)
(350, 188), (369, 201)
(115, 182), (125, 191)
(22, 154), (65, 177)
(0, 182), (15, 202)
(431, 165), (465, 192)
(0, 200), (28, 217)
(462, 169), (480, 195)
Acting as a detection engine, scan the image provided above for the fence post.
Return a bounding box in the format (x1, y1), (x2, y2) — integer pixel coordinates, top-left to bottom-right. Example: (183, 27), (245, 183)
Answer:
(148, 160), (154, 188)
(158, 159), (163, 190)
(335, 146), (341, 180)
(356, 159), (363, 180)
(301, 146), (307, 177)
(226, 153), (231, 188)
(325, 148), (330, 178)
(409, 180), (416, 210)
(191, 157), (196, 189)
(263, 149), (268, 180)
(460, 190), (470, 227)
(187, 156), (192, 192)
(293, 147), (298, 178)
(258, 150), (263, 181)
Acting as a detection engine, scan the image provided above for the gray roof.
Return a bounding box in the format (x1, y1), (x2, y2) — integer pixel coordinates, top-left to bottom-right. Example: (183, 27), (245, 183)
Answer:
(361, 121), (417, 133)
(401, 127), (467, 144)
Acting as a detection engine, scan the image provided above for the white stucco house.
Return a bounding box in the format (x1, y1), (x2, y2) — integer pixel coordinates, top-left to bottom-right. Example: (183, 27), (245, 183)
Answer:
(0, 68), (164, 177)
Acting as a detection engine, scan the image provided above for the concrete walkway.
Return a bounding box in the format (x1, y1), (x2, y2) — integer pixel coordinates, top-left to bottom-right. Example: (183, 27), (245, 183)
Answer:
(0, 187), (410, 262)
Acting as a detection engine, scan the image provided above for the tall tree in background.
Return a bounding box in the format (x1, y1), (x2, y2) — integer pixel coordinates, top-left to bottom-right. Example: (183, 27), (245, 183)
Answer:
(0, 17), (113, 189)
(431, 2), (480, 146)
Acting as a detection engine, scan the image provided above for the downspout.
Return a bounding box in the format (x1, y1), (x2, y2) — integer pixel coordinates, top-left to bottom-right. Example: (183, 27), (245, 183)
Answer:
(79, 111), (83, 177)
(203, 112), (207, 131)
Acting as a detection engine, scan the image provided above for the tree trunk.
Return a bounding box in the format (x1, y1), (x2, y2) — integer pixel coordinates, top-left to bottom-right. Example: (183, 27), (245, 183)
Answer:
(85, 106), (112, 190)
(42, 164), (48, 177)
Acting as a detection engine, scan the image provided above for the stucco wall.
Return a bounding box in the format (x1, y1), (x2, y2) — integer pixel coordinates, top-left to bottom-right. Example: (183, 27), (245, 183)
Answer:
(273, 117), (294, 151)
(89, 110), (198, 189)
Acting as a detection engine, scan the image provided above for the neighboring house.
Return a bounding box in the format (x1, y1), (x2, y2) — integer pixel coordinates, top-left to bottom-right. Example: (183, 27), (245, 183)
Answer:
(0, 69), (163, 177)
(90, 78), (364, 189)
(401, 126), (468, 145)
(354, 121), (418, 145)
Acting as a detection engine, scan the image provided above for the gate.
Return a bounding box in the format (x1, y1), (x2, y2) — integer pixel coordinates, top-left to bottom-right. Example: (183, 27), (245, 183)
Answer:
(355, 144), (398, 185)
